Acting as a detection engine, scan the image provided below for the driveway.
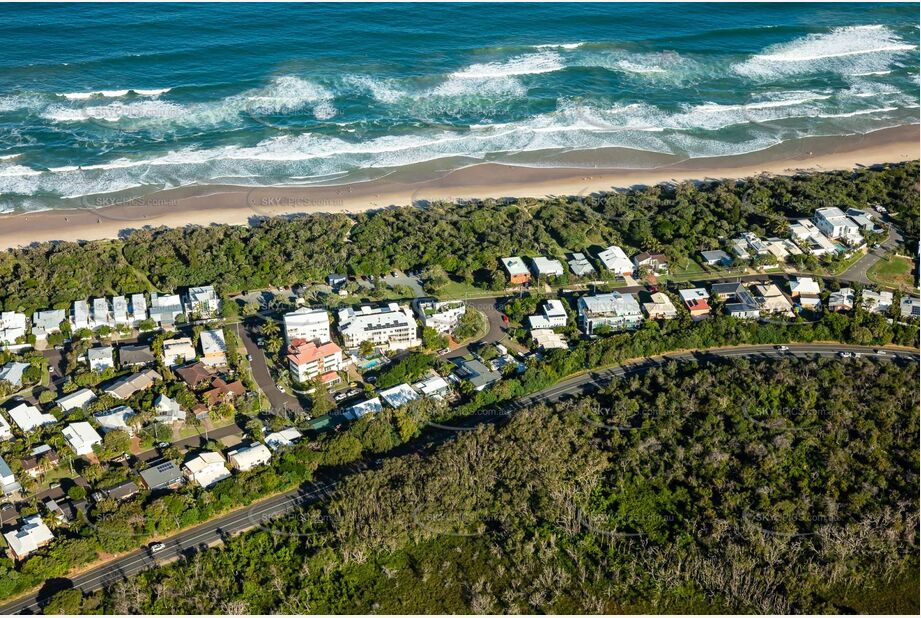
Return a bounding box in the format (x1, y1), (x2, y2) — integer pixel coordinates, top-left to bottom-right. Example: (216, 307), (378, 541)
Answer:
(446, 296), (512, 359)
(839, 223), (902, 286)
(234, 321), (304, 415)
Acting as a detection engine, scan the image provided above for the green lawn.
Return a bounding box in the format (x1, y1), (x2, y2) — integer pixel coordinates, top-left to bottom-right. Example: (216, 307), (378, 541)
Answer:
(867, 255), (917, 292)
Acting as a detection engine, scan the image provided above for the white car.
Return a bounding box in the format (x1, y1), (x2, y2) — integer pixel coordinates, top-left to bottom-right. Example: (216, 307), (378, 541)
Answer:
(149, 542), (166, 554)
(875, 349), (887, 355)
(775, 345), (789, 352)
(839, 351), (853, 358)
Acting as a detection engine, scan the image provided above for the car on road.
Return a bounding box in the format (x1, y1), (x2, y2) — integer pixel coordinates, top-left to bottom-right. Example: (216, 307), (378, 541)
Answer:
(157, 442), (170, 448)
(875, 349), (887, 355)
(149, 542), (166, 554)
(775, 345), (789, 351)
(246, 354), (253, 361)
(839, 351), (853, 358)
(278, 386), (286, 393)
(438, 347), (451, 356)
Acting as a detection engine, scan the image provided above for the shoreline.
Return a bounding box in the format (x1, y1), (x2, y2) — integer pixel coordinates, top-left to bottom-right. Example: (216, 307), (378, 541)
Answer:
(0, 124), (918, 251)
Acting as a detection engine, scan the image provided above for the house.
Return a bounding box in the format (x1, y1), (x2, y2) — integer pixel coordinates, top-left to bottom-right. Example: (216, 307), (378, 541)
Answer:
(411, 375), (452, 399)
(227, 443), (272, 472)
(94, 406), (136, 434)
(202, 378), (245, 407)
(175, 362), (211, 389)
(112, 296), (130, 326)
(62, 422), (102, 456)
(3, 515), (54, 560)
(30, 309), (66, 341)
(763, 237), (803, 262)
(678, 288), (711, 318)
(753, 283), (794, 315)
(900, 296), (920, 320)
(789, 219), (838, 256)
(56, 388), (97, 412)
(130, 293), (148, 324)
(413, 299), (466, 334)
(199, 329), (227, 367)
(71, 300), (90, 330)
(567, 253), (595, 277)
(162, 337), (196, 366)
(642, 292), (678, 320)
(845, 208), (879, 233)
(527, 299), (568, 330)
(21, 445), (59, 479)
(531, 329), (568, 350)
(90, 297), (113, 329)
(118, 344), (155, 367)
(283, 307), (331, 344)
(0, 412), (10, 441)
(711, 283), (761, 319)
(139, 461), (183, 491)
(337, 303), (420, 351)
(149, 293), (184, 327)
(95, 480), (139, 502)
(6, 402), (56, 432)
(154, 394), (186, 424)
(287, 339), (344, 384)
(827, 288), (855, 312)
(500, 257), (531, 285)
(789, 277), (822, 308)
(378, 383), (420, 409)
(577, 292), (643, 335)
(265, 428), (302, 450)
(102, 369), (161, 399)
(861, 290), (894, 315)
(185, 285), (220, 318)
(0, 362), (30, 388)
(326, 273), (347, 289)
(813, 207), (861, 242)
(0, 311), (27, 347)
(700, 250), (732, 267)
(596, 245), (633, 276)
(44, 497), (83, 525)
(632, 252), (668, 274)
(183, 452), (231, 488)
(342, 397), (383, 421)
(86, 346), (115, 372)
(0, 456), (21, 495)
(530, 256), (565, 278)
(452, 358), (502, 391)
(731, 232), (770, 260)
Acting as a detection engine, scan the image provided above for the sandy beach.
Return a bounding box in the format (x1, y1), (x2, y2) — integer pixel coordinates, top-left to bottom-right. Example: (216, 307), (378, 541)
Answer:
(0, 125), (918, 251)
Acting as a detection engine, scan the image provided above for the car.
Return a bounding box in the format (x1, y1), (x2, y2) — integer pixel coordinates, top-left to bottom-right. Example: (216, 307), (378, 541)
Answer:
(775, 345), (789, 351)
(157, 442), (170, 448)
(854, 352), (862, 358)
(839, 351), (853, 358)
(149, 542), (166, 554)
(648, 285), (658, 293)
(246, 354), (253, 362)
(438, 347), (451, 356)
(277, 386), (286, 393)
(875, 349), (887, 355)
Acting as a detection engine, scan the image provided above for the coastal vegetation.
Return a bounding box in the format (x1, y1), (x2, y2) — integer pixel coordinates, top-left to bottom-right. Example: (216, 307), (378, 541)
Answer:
(66, 357), (919, 614)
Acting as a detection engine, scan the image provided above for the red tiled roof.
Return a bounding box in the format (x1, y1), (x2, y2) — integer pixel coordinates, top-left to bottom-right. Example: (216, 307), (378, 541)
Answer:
(685, 298), (710, 311)
(319, 370), (340, 384)
(287, 339), (342, 366)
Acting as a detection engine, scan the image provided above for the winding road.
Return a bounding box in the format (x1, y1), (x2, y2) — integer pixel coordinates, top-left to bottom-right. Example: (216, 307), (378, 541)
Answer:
(1, 342), (917, 614)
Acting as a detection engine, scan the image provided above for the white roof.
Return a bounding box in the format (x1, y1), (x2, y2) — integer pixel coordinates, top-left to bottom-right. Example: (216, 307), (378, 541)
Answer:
(31, 309), (66, 332)
(579, 292), (641, 317)
(597, 245), (633, 272)
(678, 288), (709, 302)
(343, 397), (382, 420)
(501, 257), (530, 276)
(412, 375), (451, 397)
(7, 402), (56, 432)
(531, 256), (564, 276)
(62, 421), (102, 455)
(0, 361), (31, 387)
(378, 383), (420, 408)
(94, 405), (135, 433)
(543, 299), (567, 319)
(56, 388), (97, 412)
(228, 443), (272, 471)
(200, 329), (227, 355)
(265, 427), (302, 450)
(531, 329), (568, 350)
(154, 394), (186, 423)
(790, 277), (821, 296)
(0, 413), (10, 439)
(86, 346), (114, 364)
(183, 451), (230, 487)
(3, 515), (54, 558)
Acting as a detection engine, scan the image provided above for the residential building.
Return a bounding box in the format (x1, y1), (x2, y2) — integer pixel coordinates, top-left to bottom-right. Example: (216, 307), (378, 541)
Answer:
(567, 252), (595, 277)
(62, 422), (102, 456)
(789, 219), (838, 256)
(642, 292), (678, 320)
(112, 295), (130, 326)
(30, 309), (66, 341)
(162, 337), (196, 366)
(678, 288), (711, 318)
(149, 293), (184, 327)
(94, 406), (136, 434)
(0, 311), (27, 347)
(531, 329), (568, 350)
(700, 250), (732, 267)
(283, 307), (331, 344)
(501, 257), (531, 285)
(91, 297), (112, 329)
(0, 456), (21, 495)
(0, 413), (11, 441)
(451, 358), (502, 391)
(130, 293), (148, 324)
(527, 299), (568, 330)
(828, 288), (855, 312)
(901, 296), (920, 320)
(3, 515), (53, 560)
(378, 383), (420, 409)
(711, 283), (760, 319)
(0, 362), (30, 388)
(845, 208), (879, 233)
(577, 292), (643, 335)
(337, 303), (420, 351)
(183, 452), (231, 488)
(789, 277), (822, 308)
(342, 397), (383, 421)
(731, 232), (770, 260)
(21, 445), (58, 478)
(814, 207), (861, 242)
(95, 480), (139, 502)
(139, 461), (183, 491)
(326, 273), (347, 289)
(227, 443), (272, 472)
(530, 256), (565, 278)
(102, 369), (161, 400)
(265, 428), (302, 450)
(202, 378), (245, 407)
(413, 299), (466, 334)
(6, 402), (56, 433)
(861, 290), (894, 315)
(176, 362), (211, 388)
(154, 394), (186, 424)
(185, 285), (220, 318)
(86, 346), (115, 372)
(632, 252), (669, 274)
(56, 388), (97, 413)
(199, 329), (227, 367)
(763, 237), (803, 262)
(287, 339), (344, 384)
(118, 344), (155, 367)
(596, 245), (633, 276)
(753, 283), (794, 315)
(71, 300), (90, 331)
(411, 375), (452, 399)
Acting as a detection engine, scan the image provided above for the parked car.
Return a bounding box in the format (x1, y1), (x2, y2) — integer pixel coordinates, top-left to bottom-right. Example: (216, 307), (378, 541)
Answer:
(157, 442), (170, 448)
(438, 347), (451, 356)
(839, 351), (853, 358)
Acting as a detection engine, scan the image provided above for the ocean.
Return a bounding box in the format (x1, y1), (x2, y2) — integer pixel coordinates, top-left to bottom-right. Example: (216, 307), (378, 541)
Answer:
(0, 2), (917, 211)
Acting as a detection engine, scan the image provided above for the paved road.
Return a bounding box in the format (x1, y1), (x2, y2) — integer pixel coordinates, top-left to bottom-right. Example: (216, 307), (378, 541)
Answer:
(2, 342), (916, 615)
(839, 223), (903, 286)
(233, 321), (304, 415)
(446, 296), (509, 359)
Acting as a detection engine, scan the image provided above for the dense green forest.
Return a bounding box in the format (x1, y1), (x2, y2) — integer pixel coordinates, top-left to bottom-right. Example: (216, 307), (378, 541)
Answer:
(1, 162), (917, 314)
(56, 357), (917, 614)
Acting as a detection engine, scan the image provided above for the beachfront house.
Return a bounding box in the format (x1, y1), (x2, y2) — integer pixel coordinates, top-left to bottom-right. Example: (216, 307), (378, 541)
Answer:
(813, 207), (862, 244)
(527, 299), (568, 330)
(700, 250), (732, 267)
(30, 309), (66, 341)
(337, 303), (420, 351)
(378, 383), (420, 409)
(149, 293), (185, 327)
(501, 257), (532, 285)
(861, 290), (894, 315)
(130, 293), (149, 325)
(789, 219), (839, 256)
(567, 253), (596, 277)
(0, 312), (27, 347)
(184, 285), (221, 318)
(530, 256), (565, 278)
(632, 252), (669, 275)
(577, 292), (643, 335)
(596, 246), (633, 277)
(91, 297), (113, 329)
(413, 299), (466, 334)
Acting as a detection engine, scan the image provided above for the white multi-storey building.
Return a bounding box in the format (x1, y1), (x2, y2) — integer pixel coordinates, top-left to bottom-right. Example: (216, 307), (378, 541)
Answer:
(30, 309), (66, 341)
(577, 292), (643, 335)
(0, 312), (27, 347)
(337, 303), (420, 351)
(282, 307), (331, 344)
(527, 299), (568, 330)
(813, 207), (861, 242)
(596, 245), (634, 276)
(413, 299), (466, 334)
(149, 293), (184, 327)
(185, 285), (220, 318)
(71, 300), (90, 330)
(130, 293), (148, 324)
(91, 297), (113, 329)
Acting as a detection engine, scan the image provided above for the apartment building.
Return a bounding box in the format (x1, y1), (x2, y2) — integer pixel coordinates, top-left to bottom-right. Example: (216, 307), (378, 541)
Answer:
(337, 303), (420, 351)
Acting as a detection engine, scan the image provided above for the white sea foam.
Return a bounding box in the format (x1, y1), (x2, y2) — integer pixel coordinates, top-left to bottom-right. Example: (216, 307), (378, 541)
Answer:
(534, 42), (584, 50)
(59, 88), (171, 100)
(342, 75), (405, 104)
(43, 100), (186, 122)
(450, 51), (565, 79)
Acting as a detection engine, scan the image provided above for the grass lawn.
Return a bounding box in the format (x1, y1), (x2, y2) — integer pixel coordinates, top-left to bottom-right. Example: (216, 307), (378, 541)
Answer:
(867, 255), (917, 291)
(438, 279), (496, 300)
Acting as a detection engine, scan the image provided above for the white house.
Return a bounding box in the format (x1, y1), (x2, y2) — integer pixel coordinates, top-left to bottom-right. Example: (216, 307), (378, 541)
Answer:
(0, 413), (11, 441)
(577, 292), (643, 335)
(337, 303), (420, 351)
(531, 329), (568, 350)
(828, 288), (855, 312)
(86, 346), (115, 372)
(3, 515), (54, 560)
(283, 307), (331, 344)
(62, 421), (102, 456)
(71, 300), (90, 331)
(789, 219), (839, 256)
(183, 451), (231, 488)
(411, 375), (452, 399)
(342, 397), (382, 421)
(568, 253), (596, 277)
(413, 299), (466, 334)
(227, 443), (272, 472)
(265, 428), (302, 450)
(91, 297), (113, 329)
(0, 361), (31, 388)
(642, 292), (678, 320)
(7, 402), (56, 433)
(901, 296), (920, 320)
(94, 405), (136, 434)
(0, 311), (27, 347)
(596, 245), (633, 276)
(185, 285), (220, 318)
(287, 339), (344, 384)
(130, 293), (149, 324)
(199, 329), (227, 367)
(30, 309), (66, 341)
(154, 394), (186, 424)
(530, 256), (565, 278)
(527, 299), (568, 330)
(861, 290), (894, 315)
(813, 207), (861, 241)
(378, 383), (420, 409)
(0, 455), (21, 495)
(162, 337), (197, 366)
(149, 293), (184, 327)
(56, 388), (97, 412)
